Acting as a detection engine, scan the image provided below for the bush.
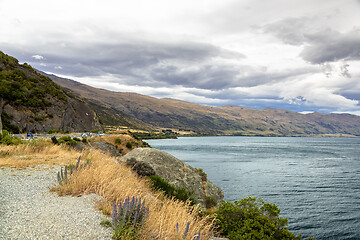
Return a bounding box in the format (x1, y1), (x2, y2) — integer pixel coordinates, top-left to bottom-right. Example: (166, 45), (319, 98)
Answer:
(51, 136), (58, 144)
(57, 136), (78, 146)
(48, 129), (63, 134)
(215, 196), (312, 240)
(205, 196), (217, 209)
(198, 168), (207, 182)
(126, 142), (133, 149)
(149, 175), (197, 206)
(0, 130), (21, 145)
(114, 138), (121, 145)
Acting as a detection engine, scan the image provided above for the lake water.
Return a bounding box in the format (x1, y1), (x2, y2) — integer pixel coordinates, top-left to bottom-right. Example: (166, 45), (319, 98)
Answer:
(147, 136), (360, 240)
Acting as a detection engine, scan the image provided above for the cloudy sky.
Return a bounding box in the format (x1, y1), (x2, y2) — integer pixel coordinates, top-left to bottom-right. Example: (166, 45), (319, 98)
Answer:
(1, 0), (360, 115)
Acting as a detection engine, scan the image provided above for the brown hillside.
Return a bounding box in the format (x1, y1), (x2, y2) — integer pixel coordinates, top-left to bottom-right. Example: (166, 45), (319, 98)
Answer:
(47, 73), (360, 136)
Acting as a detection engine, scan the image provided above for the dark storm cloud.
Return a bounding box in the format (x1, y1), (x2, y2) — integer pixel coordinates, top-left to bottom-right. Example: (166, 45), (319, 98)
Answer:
(263, 18), (360, 64)
(6, 39), (289, 90)
(4, 38), (317, 91)
(300, 31), (360, 64)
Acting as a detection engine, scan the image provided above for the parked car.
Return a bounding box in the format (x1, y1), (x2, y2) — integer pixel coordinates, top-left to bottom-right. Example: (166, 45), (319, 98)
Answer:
(81, 132), (93, 138)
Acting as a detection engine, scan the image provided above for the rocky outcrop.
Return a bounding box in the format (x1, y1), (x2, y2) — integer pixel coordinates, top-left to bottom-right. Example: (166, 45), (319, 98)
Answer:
(1, 98), (102, 133)
(120, 148), (224, 207)
(87, 141), (122, 157)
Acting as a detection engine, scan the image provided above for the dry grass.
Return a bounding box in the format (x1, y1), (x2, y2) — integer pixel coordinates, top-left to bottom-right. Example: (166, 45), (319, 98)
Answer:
(1, 139), (215, 239)
(0, 139), (80, 169)
(92, 134), (143, 155)
(52, 149), (215, 240)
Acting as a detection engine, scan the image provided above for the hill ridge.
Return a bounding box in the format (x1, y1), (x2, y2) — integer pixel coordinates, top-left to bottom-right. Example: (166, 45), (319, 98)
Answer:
(44, 72), (360, 136)
(0, 51), (102, 133)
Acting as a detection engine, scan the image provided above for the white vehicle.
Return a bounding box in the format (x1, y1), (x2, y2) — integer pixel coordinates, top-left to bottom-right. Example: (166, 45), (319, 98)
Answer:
(81, 133), (93, 138)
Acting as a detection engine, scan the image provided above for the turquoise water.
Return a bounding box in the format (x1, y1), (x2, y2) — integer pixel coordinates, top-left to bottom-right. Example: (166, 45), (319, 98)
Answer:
(147, 136), (360, 239)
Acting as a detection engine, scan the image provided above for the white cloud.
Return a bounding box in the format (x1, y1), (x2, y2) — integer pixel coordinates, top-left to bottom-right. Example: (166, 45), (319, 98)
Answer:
(31, 54), (44, 60)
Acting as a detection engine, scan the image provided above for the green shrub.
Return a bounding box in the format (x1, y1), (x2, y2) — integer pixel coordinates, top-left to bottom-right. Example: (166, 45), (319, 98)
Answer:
(48, 129), (62, 134)
(0, 130), (21, 145)
(149, 175), (197, 206)
(57, 136), (78, 146)
(141, 141), (151, 148)
(198, 168), (207, 182)
(100, 219), (112, 228)
(82, 138), (87, 143)
(215, 196), (312, 240)
(114, 138), (121, 145)
(126, 142), (133, 149)
(51, 136), (58, 144)
(205, 196), (217, 209)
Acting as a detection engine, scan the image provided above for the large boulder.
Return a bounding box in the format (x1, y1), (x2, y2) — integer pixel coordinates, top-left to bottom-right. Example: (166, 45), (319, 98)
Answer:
(120, 148), (224, 207)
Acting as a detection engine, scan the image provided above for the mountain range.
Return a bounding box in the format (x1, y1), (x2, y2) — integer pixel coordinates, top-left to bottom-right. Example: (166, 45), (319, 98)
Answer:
(44, 73), (360, 137)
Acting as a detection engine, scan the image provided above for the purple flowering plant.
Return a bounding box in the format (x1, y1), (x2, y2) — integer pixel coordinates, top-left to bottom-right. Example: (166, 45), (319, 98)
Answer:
(112, 196), (149, 240)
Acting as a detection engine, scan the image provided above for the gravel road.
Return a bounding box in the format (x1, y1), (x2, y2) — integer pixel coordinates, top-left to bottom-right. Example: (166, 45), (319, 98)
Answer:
(0, 166), (112, 240)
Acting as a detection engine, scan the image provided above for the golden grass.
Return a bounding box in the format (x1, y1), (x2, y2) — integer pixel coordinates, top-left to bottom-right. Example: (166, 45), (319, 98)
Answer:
(0, 139), (80, 169)
(92, 134), (142, 155)
(52, 149), (215, 240)
(1, 139), (215, 239)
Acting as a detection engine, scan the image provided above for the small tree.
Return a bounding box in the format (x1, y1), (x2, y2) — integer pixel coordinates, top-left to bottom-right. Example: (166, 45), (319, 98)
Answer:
(216, 196), (312, 240)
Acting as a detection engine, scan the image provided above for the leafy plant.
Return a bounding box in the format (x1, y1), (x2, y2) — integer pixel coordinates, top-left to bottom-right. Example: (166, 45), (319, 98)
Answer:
(114, 137), (122, 145)
(100, 219), (112, 228)
(51, 136), (58, 144)
(126, 142), (133, 149)
(215, 196), (313, 240)
(0, 130), (21, 145)
(204, 196), (217, 209)
(57, 136), (78, 146)
(197, 168), (207, 182)
(149, 175), (197, 206)
(112, 196), (149, 240)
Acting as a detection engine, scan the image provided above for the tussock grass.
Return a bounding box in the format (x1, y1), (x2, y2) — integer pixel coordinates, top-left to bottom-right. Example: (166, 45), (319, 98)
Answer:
(93, 134), (143, 155)
(0, 139), (79, 169)
(52, 149), (215, 239)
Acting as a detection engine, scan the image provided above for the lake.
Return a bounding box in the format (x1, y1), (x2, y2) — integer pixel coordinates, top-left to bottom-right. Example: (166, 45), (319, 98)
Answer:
(147, 136), (360, 240)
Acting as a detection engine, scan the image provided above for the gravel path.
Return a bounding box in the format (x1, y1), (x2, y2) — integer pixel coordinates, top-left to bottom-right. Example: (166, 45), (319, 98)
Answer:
(0, 167), (112, 240)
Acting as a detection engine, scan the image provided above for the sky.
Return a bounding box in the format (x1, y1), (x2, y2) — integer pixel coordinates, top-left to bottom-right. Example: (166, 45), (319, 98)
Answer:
(1, 0), (360, 115)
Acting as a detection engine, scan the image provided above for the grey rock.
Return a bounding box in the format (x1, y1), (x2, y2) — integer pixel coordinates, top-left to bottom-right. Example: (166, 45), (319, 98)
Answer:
(1, 95), (102, 133)
(126, 157), (156, 176)
(89, 141), (122, 157)
(120, 148), (224, 207)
